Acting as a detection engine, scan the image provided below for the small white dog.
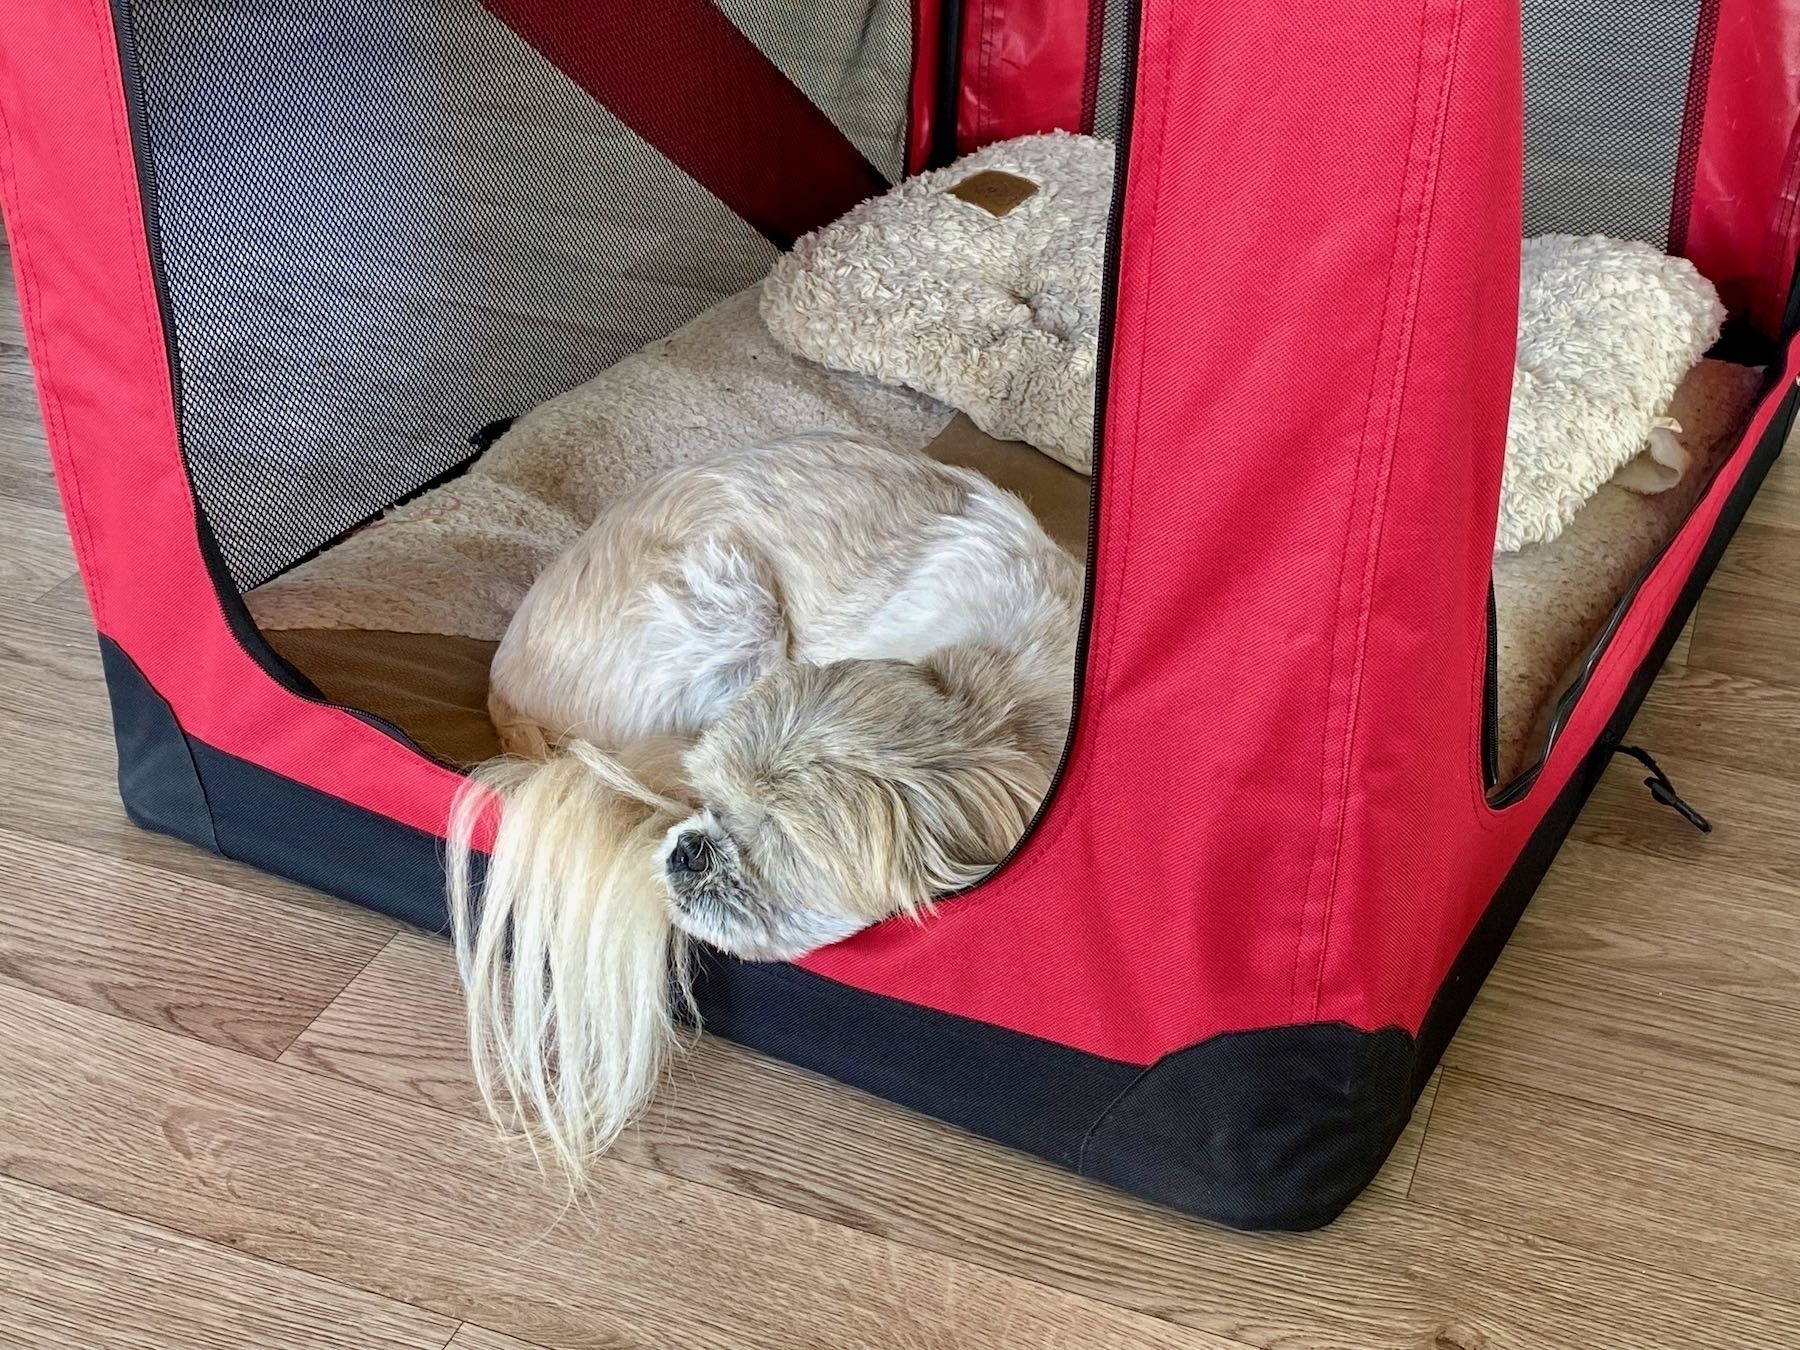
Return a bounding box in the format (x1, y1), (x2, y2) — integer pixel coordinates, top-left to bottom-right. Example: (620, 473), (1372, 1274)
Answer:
(446, 435), (1081, 1174)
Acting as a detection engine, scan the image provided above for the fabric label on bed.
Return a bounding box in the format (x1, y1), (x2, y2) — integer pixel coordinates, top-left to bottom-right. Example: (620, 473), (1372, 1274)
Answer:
(948, 170), (1039, 216)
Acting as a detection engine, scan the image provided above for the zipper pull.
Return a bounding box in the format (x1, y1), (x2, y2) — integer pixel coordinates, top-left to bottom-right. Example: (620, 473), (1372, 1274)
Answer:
(1614, 745), (1712, 833)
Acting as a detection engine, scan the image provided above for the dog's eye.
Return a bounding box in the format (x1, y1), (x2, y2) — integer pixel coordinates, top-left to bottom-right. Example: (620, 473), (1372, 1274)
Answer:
(668, 831), (715, 875)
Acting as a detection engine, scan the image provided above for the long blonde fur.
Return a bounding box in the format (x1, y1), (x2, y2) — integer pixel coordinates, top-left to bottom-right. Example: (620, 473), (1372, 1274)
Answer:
(446, 740), (692, 1176)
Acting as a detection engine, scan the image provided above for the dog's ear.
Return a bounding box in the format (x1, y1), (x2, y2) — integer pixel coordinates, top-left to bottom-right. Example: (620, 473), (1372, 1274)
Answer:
(898, 645), (1065, 890)
(918, 643), (1066, 769)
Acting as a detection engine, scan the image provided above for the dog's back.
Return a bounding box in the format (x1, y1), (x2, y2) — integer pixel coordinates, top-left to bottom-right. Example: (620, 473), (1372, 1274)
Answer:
(490, 436), (1080, 755)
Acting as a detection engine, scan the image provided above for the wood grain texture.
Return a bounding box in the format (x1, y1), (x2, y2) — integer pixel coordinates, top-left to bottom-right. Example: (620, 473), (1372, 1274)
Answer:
(0, 691), (390, 917)
(0, 1175), (457, 1350)
(286, 930), (1444, 1199)
(1743, 422), (1800, 528)
(1706, 517), (1800, 604)
(0, 592), (105, 726)
(277, 933), (1800, 1350)
(1687, 585), (1800, 691)
(0, 983), (1238, 1350)
(28, 572), (95, 626)
(1627, 664), (1800, 784)
(1413, 1070), (1800, 1305)
(1446, 949), (1800, 1155)
(446, 1328), (542, 1350)
(1570, 751), (1800, 893)
(0, 829), (392, 1058)
(0, 495), (76, 601)
(1512, 838), (1800, 1004)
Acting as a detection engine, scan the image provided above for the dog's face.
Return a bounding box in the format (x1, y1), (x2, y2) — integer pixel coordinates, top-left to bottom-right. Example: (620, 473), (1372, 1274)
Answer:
(659, 651), (1060, 960)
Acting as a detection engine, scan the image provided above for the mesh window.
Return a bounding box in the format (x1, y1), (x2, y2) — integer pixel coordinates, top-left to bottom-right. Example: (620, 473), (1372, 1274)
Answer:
(1090, 0), (1136, 142)
(717, 0), (912, 181)
(1521, 0), (1702, 246)
(123, 0), (906, 590)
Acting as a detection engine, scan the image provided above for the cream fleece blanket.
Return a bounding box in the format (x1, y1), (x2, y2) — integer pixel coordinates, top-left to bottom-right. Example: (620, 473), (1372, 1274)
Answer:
(1501, 235), (1726, 551)
(246, 288), (950, 640)
(248, 281), (1763, 783)
(1494, 357), (1762, 779)
(761, 132), (1108, 473)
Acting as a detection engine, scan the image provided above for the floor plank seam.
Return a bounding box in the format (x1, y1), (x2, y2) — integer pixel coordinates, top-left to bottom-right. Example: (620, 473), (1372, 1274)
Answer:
(265, 1029), (1272, 1350)
(1441, 1063), (1800, 1165)
(1403, 1067), (1444, 1201)
(24, 566), (79, 607)
(9, 977), (1250, 1346)
(1480, 936), (1800, 1017)
(0, 1167), (458, 1338)
(1403, 1187), (1800, 1323)
(274, 930), (410, 1061)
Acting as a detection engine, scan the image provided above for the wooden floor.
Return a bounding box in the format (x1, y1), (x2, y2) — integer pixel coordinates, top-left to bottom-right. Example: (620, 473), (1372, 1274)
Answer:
(3, 255), (1800, 1350)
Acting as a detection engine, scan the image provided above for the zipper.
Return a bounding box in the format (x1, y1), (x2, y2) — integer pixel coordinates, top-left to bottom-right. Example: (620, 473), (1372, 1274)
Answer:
(1614, 744), (1712, 832)
(927, 0), (967, 169)
(953, 0), (1140, 894)
(1481, 578), (1499, 789)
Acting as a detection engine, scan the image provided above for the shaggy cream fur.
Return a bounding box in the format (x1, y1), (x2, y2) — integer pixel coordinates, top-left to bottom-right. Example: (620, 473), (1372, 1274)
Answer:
(759, 137), (1725, 554)
(760, 132), (1111, 473)
(1501, 234), (1727, 552)
(449, 435), (1081, 1171)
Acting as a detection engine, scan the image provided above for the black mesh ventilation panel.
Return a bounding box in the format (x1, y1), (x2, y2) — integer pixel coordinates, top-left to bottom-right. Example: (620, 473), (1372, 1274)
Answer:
(1521, 0), (1704, 247)
(1090, 0), (1136, 142)
(124, 0), (810, 589)
(716, 0), (912, 182)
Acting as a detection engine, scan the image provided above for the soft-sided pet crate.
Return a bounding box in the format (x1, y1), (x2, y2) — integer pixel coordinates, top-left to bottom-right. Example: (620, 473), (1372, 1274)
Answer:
(3, 1), (1797, 1231)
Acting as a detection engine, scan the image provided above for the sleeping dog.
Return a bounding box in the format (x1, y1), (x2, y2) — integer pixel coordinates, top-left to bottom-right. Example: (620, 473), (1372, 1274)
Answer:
(447, 435), (1081, 1175)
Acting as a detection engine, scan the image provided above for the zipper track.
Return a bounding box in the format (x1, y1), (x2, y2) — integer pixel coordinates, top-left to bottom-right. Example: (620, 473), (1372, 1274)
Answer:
(927, 0), (967, 169)
(1481, 579), (1499, 789)
(950, 0), (1140, 894)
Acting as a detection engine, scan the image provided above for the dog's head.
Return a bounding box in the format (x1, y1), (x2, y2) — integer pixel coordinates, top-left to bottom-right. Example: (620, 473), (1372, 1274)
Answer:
(659, 647), (1062, 959)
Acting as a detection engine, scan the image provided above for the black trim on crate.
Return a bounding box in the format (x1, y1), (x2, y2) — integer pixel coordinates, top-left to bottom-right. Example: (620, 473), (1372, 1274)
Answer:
(98, 636), (219, 855)
(1080, 1021), (1415, 1231)
(1418, 373), (1796, 1091)
(693, 956), (1143, 1167)
(189, 739), (456, 934)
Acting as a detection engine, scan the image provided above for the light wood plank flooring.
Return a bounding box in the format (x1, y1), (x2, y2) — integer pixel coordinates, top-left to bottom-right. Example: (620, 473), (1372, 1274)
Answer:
(2, 248), (1799, 1349)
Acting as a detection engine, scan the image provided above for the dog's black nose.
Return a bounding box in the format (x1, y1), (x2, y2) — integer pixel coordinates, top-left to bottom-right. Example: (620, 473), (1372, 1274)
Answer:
(668, 831), (715, 875)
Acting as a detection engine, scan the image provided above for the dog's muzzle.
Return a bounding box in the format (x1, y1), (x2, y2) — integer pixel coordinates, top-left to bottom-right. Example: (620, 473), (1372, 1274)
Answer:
(667, 830), (715, 878)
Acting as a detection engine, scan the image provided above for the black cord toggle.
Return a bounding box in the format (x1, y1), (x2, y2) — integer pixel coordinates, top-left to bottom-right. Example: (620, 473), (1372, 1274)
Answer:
(1614, 744), (1712, 833)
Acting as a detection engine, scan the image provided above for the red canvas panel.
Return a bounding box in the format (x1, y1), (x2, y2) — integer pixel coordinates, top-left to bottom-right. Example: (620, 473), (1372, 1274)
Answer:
(907, 0), (947, 172)
(479, 0), (889, 248)
(7, 0), (1789, 1086)
(954, 0), (1097, 150)
(1674, 0), (1800, 330)
(0, 3), (474, 845)
(803, 0), (1525, 1064)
